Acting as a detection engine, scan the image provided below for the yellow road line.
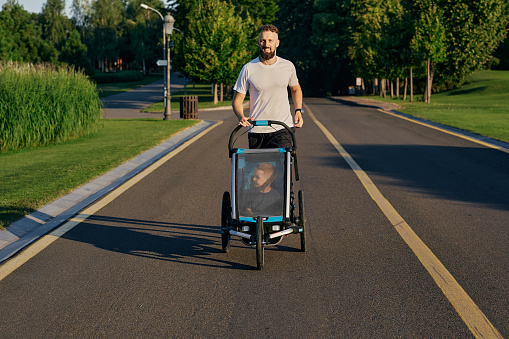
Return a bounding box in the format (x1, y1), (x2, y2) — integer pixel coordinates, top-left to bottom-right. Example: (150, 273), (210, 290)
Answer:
(305, 103), (502, 339)
(378, 109), (509, 155)
(0, 121), (222, 282)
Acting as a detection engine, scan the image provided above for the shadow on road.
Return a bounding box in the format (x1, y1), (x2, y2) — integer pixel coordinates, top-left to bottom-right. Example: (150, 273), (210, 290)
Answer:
(62, 215), (254, 270)
(321, 143), (509, 211)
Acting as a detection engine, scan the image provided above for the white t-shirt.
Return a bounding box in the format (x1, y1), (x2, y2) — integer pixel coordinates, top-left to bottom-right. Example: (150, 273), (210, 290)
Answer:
(233, 56), (299, 133)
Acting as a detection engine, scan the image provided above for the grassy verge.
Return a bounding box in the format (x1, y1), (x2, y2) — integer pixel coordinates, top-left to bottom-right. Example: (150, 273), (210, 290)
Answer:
(96, 74), (163, 98)
(142, 83), (236, 112)
(0, 119), (198, 229)
(358, 70), (509, 143)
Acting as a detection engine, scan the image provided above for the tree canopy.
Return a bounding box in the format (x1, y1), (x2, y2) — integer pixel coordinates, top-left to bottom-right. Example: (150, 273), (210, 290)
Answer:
(181, 0), (253, 86)
(276, 0), (509, 96)
(0, 0), (507, 98)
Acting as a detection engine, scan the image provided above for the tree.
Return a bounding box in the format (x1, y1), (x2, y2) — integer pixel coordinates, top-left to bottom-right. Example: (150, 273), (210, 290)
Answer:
(276, 0), (353, 96)
(129, 0), (167, 73)
(182, 0), (253, 103)
(411, 0), (447, 103)
(89, 0), (124, 72)
(0, 5), (19, 61)
(492, 35), (509, 70)
(230, 0), (278, 26)
(0, 1), (58, 63)
(60, 29), (93, 74)
(348, 0), (389, 95)
(279, 0), (508, 97)
(41, 0), (72, 51)
(379, 0), (414, 98)
(174, 0), (276, 33)
(71, 0), (92, 34)
(437, 0), (509, 87)
(277, 0), (319, 92)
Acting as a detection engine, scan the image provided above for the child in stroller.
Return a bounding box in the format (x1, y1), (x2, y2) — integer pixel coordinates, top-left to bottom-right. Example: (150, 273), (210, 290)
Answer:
(242, 162), (281, 217)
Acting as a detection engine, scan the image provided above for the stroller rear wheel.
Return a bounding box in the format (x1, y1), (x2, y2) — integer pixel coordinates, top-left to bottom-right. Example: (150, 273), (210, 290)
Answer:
(299, 190), (306, 252)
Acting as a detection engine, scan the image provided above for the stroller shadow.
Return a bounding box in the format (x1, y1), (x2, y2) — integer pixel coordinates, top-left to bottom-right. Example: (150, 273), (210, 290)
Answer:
(62, 215), (253, 270)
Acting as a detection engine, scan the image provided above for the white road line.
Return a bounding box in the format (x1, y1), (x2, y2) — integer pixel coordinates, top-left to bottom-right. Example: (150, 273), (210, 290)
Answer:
(0, 121), (222, 282)
(305, 103), (502, 339)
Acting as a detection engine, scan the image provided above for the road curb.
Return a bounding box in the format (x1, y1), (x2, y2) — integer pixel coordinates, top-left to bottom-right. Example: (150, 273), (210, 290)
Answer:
(0, 120), (218, 263)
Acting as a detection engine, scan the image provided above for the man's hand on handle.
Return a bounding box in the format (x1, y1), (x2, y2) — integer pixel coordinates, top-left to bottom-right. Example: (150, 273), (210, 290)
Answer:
(294, 111), (303, 128)
(238, 116), (253, 127)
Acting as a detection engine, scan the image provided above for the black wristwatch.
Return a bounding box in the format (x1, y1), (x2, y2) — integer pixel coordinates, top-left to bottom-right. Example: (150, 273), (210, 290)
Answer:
(295, 108), (304, 115)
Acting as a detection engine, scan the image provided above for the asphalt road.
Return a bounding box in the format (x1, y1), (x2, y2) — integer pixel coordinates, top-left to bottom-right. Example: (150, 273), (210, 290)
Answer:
(0, 98), (507, 337)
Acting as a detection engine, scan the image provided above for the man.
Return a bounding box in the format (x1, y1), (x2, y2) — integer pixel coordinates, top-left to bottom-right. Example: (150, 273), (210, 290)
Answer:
(232, 24), (303, 149)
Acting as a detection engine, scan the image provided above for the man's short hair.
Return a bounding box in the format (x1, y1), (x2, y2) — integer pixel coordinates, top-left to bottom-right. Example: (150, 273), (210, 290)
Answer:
(258, 24), (279, 35)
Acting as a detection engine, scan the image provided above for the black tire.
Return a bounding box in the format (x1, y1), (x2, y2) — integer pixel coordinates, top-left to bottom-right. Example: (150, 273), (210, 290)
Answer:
(221, 192), (232, 253)
(298, 190), (306, 252)
(256, 216), (264, 270)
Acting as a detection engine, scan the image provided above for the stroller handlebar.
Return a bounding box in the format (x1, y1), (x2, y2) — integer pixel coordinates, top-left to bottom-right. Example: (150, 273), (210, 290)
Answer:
(228, 120), (297, 156)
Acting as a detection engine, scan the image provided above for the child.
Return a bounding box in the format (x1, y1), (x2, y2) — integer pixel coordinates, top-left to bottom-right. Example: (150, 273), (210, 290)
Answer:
(242, 162), (281, 217)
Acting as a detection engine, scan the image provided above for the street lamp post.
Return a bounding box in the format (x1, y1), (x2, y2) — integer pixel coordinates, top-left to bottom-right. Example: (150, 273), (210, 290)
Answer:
(164, 14), (175, 120)
(140, 4), (174, 120)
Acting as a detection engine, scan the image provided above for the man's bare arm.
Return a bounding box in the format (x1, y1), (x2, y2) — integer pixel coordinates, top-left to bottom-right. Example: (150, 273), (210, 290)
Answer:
(290, 84), (303, 128)
(232, 91), (251, 127)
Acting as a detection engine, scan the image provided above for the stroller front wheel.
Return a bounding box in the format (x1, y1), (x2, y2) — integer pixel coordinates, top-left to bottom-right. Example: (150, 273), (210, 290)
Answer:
(256, 216), (264, 270)
(221, 192), (232, 253)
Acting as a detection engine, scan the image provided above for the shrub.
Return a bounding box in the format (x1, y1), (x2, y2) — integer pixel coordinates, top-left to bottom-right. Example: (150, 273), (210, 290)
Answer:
(0, 62), (102, 152)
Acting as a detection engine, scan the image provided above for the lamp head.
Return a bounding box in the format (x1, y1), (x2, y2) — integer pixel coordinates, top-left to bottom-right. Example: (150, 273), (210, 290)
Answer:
(164, 14), (175, 35)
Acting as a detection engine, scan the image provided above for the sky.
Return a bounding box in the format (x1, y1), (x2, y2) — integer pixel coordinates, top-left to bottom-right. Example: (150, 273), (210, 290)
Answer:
(0, 0), (73, 16)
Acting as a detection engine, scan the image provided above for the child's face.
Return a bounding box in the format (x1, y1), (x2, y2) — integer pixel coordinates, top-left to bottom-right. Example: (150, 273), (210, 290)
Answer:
(252, 169), (271, 188)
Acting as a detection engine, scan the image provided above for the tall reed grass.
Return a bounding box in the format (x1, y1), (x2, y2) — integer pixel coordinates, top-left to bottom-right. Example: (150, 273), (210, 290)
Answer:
(0, 62), (102, 152)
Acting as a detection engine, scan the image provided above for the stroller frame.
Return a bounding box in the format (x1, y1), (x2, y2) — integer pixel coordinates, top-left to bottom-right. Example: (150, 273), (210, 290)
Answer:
(221, 120), (306, 270)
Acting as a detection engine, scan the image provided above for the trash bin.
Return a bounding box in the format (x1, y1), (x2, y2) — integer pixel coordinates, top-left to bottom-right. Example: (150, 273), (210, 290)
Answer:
(180, 96), (198, 119)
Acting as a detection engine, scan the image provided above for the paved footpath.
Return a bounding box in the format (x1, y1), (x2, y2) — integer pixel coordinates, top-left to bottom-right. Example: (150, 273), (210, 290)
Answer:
(0, 75), (235, 262)
(102, 73), (186, 119)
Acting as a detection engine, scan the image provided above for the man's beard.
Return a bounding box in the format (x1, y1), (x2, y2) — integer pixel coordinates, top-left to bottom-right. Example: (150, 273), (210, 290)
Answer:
(259, 48), (276, 61)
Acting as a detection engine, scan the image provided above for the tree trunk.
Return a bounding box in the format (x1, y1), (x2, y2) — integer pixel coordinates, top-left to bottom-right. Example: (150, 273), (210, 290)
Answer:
(220, 83), (223, 102)
(429, 66), (434, 104)
(403, 77), (408, 101)
(396, 78), (400, 98)
(427, 58), (431, 103)
(390, 80), (394, 99)
(423, 81), (428, 103)
(410, 67), (414, 103)
(213, 82), (218, 104)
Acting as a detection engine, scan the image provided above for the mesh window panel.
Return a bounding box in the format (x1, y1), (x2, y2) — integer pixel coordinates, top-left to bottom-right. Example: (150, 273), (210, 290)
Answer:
(236, 150), (286, 219)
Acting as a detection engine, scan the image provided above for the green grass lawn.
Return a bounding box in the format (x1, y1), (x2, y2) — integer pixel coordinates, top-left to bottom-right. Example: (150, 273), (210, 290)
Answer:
(142, 83), (236, 112)
(360, 70), (509, 143)
(0, 119), (198, 229)
(96, 74), (163, 98)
